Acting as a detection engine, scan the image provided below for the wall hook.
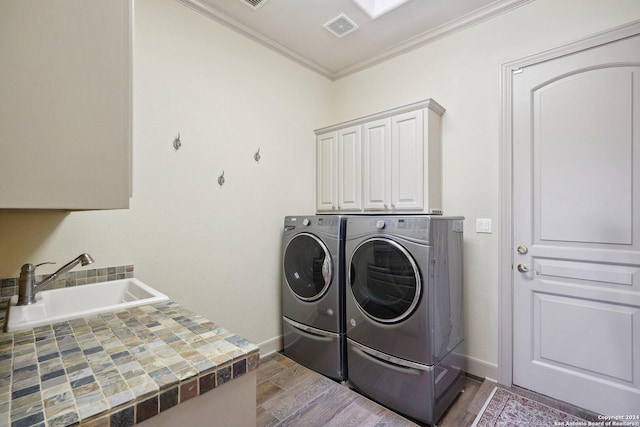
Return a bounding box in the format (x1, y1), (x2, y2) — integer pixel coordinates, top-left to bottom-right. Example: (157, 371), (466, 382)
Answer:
(173, 133), (182, 150)
(218, 171), (225, 186)
(254, 148), (261, 162)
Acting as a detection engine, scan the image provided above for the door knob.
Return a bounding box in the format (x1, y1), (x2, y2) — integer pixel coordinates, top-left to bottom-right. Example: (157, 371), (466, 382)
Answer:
(516, 263), (528, 273)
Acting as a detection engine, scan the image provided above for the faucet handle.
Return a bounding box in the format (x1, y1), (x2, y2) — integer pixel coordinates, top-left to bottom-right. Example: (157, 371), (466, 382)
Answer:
(34, 262), (56, 269)
(21, 262), (55, 274)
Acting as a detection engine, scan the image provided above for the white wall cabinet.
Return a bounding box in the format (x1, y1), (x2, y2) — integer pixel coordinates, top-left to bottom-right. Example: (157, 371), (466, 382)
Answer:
(316, 126), (362, 212)
(316, 132), (338, 211)
(316, 99), (444, 214)
(0, 0), (132, 210)
(362, 118), (391, 210)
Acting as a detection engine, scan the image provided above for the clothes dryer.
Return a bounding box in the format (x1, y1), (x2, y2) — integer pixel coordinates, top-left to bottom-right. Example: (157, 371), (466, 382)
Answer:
(345, 215), (464, 424)
(282, 215), (346, 381)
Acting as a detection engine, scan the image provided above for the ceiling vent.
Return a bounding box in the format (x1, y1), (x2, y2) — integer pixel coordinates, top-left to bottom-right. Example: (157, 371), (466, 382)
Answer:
(239, 0), (269, 10)
(323, 14), (359, 38)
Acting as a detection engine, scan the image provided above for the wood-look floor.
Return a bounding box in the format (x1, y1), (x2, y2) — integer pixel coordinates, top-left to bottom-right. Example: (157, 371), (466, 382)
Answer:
(256, 353), (496, 427)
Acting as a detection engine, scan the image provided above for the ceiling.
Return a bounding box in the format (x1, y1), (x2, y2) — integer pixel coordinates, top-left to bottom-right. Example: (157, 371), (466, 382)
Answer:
(176, 0), (532, 80)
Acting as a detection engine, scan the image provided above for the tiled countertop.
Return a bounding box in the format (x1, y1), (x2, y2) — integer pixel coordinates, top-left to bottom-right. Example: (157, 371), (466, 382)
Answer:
(0, 300), (260, 426)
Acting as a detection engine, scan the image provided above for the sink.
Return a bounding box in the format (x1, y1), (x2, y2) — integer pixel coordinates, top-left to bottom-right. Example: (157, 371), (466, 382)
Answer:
(5, 278), (169, 332)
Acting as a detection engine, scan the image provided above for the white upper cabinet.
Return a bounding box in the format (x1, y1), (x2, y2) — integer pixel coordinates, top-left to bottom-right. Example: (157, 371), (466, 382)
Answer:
(0, 0), (132, 210)
(337, 126), (362, 211)
(390, 110), (424, 211)
(316, 99), (444, 214)
(316, 126), (362, 212)
(316, 132), (338, 211)
(363, 118), (391, 210)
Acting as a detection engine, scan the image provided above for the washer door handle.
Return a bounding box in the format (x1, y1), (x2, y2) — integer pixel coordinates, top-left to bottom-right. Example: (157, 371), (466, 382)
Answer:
(349, 339), (429, 372)
(283, 317), (337, 340)
(322, 257), (332, 286)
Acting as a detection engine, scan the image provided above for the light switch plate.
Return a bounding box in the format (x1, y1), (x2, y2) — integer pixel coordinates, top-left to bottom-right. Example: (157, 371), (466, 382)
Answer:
(476, 218), (492, 233)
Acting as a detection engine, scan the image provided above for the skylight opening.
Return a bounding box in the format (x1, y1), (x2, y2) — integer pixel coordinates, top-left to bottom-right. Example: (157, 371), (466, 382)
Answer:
(351, 0), (411, 19)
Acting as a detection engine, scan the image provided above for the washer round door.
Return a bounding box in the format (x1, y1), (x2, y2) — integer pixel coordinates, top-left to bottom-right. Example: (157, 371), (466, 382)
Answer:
(284, 233), (333, 301)
(349, 238), (421, 323)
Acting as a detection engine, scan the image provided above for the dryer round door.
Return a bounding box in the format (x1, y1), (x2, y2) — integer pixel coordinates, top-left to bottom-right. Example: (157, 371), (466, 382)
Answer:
(284, 233), (333, 301)
(349, 238), (421, 323)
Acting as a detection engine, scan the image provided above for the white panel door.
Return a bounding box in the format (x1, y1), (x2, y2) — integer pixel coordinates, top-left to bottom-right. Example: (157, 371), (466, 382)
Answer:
(316, 132), (337, 212)
(391, 110), (423, 210)
(338, 126), (362, 211)
(512, 34), (640, 414)
(363, 118), (391, 210)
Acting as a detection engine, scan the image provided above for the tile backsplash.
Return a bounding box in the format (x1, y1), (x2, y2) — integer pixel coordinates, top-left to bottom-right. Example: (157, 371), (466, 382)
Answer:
(1, 265), (134, 298)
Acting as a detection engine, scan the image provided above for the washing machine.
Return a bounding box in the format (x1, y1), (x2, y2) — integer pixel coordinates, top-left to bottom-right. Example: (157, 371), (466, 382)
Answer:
(282, 215), (346, 381)
(345, 215), (465, 424)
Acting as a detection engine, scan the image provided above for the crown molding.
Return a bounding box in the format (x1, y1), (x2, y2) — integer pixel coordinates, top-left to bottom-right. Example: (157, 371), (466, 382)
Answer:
(175, 0), (335, 78)
(176, 0), (534, 81)
(314, 98), (445, 135)
(334, 0), (534, 79)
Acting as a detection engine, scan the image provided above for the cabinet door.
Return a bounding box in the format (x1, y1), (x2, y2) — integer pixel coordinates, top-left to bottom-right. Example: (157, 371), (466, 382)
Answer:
(337, 126), (362, 211)
(316, 132), (338, 212)
(0, 0), (131, 209)
(363, 118), (391, 210)
(391, 110), (424, 210)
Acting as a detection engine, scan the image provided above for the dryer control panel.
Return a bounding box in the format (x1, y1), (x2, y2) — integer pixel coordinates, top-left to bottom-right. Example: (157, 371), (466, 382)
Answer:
(347, 216), (464, 243)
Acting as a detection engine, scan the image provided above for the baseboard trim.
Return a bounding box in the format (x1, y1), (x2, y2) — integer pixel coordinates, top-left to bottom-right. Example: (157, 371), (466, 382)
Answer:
(465, 354), (498, 382)
(257, 334), (498, 381)
(258, 335), (283, 359)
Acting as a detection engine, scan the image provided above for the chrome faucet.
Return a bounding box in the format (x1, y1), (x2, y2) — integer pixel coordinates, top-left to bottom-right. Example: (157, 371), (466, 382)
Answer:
(17, 253), (95, 305)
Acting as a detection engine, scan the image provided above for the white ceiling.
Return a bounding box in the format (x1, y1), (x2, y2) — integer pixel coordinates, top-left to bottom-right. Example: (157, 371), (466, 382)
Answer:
(177, 0), (532, 80)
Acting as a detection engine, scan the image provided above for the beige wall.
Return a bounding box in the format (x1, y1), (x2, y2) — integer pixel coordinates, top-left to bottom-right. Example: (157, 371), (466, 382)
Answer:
(0, 0), (331, 351)
(1, 0), (639, 374)
(330, 0), (640, 371)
